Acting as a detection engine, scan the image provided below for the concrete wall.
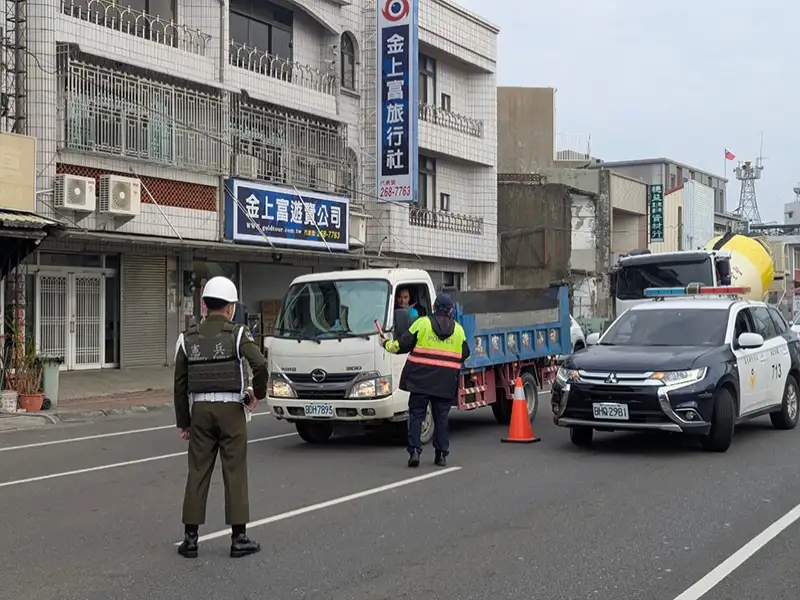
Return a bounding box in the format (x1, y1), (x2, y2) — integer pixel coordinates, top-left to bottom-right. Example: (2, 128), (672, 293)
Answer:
(497, 175), (571, 288)
(649, 188), (683, 253)
(497, 87), (555, 174)
(611, 210), (641, 255)
(610, 173), (646, 215)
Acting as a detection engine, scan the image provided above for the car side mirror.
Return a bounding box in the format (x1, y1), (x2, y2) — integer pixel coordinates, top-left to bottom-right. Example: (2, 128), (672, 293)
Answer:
(586, 332), (601, 346)
(737, 332), (764, 349)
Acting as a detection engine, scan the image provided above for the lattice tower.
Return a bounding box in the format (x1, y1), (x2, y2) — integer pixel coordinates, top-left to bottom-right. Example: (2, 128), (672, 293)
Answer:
(1, 0), (26, 133)
(733, 158), (763, 224)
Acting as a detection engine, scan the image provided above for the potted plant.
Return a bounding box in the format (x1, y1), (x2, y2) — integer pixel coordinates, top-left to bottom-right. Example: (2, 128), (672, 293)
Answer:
(0, 344), (16, 412)
(15, 346), (44, 412)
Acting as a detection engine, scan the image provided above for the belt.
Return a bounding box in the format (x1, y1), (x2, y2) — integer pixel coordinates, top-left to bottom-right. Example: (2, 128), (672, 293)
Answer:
(191, 392), (243, 403)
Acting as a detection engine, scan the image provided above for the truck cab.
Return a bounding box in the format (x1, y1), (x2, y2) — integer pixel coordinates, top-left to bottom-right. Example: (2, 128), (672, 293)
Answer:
(610, 249), (731, 317)
(264, 268), (437, 444)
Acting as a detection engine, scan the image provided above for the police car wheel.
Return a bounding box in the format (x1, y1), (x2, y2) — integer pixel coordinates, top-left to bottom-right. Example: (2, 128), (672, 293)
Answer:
(769, 374), (799, 431)
(701, 387), (735, 453)
(295, 421), (333, 444)
(570, 426), (593, 447)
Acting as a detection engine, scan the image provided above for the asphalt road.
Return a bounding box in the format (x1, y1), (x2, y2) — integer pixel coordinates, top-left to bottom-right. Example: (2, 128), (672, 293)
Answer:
(1, 399), (800, 600)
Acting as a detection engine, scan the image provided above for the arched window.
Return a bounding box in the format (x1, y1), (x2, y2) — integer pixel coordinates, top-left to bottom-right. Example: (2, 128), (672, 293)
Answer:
(341, 32), (356, 90)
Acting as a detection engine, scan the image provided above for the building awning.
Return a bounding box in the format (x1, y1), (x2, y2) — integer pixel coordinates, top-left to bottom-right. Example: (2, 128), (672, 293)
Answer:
(54, 229), (363, 264)
(0, 209), (64, 236)
(0, 209), (65, 278)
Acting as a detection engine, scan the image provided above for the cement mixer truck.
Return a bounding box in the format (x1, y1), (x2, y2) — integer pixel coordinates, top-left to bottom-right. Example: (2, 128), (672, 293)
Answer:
(610, 233), (775, 316)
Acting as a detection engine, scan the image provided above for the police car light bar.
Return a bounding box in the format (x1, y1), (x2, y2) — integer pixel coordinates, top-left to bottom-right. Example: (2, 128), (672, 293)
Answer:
(644, 285), (751, 297)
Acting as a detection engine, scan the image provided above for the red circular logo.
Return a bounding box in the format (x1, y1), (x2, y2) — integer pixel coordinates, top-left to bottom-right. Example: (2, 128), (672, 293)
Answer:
(382, 0), (409, 21)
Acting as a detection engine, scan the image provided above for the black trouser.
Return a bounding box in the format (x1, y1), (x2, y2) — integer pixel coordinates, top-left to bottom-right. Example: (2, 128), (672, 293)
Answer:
(407, 392), (452, 455)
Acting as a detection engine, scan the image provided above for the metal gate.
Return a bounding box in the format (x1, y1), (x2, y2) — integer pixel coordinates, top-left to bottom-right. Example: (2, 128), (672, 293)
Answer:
(73, 276), (102, 367)
(121, 256), (166, 367)
(37, 273), (103, 369)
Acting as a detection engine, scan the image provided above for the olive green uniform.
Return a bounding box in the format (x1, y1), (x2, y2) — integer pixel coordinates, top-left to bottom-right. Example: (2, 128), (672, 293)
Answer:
(174, 314), (268, 526)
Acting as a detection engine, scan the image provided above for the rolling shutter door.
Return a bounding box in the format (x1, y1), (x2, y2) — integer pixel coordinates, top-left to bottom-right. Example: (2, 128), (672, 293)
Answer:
(121, 255), (166, 367)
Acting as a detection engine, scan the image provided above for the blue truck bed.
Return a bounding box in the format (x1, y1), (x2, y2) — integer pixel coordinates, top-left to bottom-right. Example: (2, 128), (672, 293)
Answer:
(451, 284), (571, 370)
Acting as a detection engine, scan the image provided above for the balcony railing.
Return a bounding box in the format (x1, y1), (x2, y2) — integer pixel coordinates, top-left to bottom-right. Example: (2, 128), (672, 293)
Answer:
(61, 0), (211, 56)
(229, 41), (336, 96)
(555, 132), (592, 161)
(408, 205), (483, 235)
(419, 103), (483, 138)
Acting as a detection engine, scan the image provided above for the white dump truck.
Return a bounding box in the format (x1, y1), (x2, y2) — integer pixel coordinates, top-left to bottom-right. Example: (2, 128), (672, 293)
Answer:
(264, 268), (570, 444)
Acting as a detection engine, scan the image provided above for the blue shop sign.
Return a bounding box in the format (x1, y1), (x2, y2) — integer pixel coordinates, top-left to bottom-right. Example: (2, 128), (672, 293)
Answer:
(223, 179), (350, 251)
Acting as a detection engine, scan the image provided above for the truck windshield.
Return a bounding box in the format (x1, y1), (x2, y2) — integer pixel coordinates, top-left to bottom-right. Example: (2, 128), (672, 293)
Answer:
(601, 308), (728, 346)
(615, 259), (713, 300)
(275, 279), (390, 339)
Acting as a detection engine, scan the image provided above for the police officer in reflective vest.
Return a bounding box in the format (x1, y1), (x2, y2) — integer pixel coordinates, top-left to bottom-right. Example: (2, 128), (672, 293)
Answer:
(382, 293), (470, 467)
(173, 276), (268, 559)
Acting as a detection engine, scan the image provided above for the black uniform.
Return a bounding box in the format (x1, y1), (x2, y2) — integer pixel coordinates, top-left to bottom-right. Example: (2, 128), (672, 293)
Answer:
(174, 314), (268, 558)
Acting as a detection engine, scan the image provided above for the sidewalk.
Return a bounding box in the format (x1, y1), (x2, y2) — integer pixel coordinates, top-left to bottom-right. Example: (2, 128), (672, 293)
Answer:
(52, 390), (173, 421)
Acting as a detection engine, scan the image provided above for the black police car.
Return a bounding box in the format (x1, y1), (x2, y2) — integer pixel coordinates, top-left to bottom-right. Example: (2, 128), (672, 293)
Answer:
(552, 287), (800, 452)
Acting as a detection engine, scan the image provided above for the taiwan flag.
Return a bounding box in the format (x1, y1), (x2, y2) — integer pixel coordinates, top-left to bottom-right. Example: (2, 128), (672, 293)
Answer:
(724, 149), (736, 160)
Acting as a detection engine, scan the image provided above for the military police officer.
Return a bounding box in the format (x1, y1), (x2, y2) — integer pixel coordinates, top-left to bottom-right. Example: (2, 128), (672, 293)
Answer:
(381, 293), (470, 467)
(174, 276), (268, 559)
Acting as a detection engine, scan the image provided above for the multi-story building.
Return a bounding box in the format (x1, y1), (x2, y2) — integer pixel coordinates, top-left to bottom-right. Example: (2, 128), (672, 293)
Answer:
(0, 0), (498, 373)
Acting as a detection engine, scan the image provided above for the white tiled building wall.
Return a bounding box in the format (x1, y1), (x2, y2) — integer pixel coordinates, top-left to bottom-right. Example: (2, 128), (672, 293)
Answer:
(21, 0), (498, 269)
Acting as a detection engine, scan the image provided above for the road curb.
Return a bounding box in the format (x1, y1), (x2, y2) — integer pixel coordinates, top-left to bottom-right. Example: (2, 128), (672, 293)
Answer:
(52, 402), (173, 422)
(0, 411), (59, 425)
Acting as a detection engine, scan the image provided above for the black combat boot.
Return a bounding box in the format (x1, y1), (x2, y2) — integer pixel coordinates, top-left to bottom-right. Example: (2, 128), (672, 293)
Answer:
(178, 532), (199, 558)
(434, 452), (447, 467)
(230, 532), (261, 558)
(408, 449), (421, 468)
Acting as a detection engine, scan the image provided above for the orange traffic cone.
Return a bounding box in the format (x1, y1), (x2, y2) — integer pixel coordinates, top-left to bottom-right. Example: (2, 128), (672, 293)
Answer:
(501, 377), (541, 444)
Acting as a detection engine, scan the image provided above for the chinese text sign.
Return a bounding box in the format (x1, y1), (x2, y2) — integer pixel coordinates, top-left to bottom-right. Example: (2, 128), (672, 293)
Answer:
(223, 179), (350, 251)
(649, 184), (664, 243)
(377, 0), (418, 203)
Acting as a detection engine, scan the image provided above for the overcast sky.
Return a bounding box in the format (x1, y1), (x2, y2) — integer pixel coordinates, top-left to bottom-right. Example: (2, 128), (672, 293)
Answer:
(456, 0), (797, 223)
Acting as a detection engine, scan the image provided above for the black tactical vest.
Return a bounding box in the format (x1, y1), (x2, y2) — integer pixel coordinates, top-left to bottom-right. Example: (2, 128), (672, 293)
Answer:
(184, 322), (242, 394)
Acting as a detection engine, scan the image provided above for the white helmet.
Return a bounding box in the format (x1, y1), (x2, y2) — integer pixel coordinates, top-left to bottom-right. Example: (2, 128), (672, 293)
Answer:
(202, 276), (238, 303)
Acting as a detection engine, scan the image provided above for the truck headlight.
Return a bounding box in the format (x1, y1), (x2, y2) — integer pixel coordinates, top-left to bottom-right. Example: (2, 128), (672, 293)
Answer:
(348, 376), (392, 399)
(268, 379), (296, 398)
(650, 368), (707, 386)
(556, 367), (579, 384)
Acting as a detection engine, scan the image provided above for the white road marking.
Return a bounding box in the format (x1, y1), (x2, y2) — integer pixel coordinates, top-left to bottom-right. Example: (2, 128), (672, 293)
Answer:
(0, 432), (296, 488)
(0, 411), (271, 452)
(180, 466), (463, 544)
(673, 503), (800, 600)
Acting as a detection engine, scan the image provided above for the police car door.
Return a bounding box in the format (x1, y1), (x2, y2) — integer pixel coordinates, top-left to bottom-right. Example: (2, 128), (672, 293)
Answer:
(750, 305), (790, 410)
(731, 307), (763, 415)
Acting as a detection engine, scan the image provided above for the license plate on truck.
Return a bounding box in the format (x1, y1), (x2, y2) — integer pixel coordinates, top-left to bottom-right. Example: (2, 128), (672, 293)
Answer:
(304, 403), (334, 418)
(592, 402), (629, 420)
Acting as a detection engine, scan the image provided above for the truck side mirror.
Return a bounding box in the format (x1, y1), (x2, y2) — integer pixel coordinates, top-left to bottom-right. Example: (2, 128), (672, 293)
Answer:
(393, 309), (414, 339)
(716, 258), (732, 285)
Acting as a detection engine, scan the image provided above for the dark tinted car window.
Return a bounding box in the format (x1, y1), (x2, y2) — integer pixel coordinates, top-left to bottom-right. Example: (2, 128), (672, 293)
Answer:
(750, 306), (778, 339)
(602, 308), (728, 346)
(615, 259), (713, 300)
(767, 306), (789, 333)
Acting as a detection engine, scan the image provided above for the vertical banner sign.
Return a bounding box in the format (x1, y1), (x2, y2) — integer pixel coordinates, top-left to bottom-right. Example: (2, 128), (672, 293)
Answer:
(649, 184), (664, 242)
(377, 0), (419, 203)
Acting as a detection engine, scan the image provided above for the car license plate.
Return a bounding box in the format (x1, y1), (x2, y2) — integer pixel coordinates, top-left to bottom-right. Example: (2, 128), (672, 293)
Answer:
(592, 402), (629, 420)
(304, 403), (334, 418)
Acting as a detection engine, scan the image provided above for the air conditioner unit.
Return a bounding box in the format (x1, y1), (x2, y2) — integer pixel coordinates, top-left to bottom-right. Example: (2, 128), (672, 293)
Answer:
(98, 175), (142, 217)
(235, 155), (259, 180)
(53, 174), (96, 212)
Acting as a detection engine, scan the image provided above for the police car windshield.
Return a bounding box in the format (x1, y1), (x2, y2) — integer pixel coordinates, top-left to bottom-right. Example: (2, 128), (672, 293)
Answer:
(601, 308), (728, 346)
(615, 259), (714, 300)
(275, 279), (390, 339)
